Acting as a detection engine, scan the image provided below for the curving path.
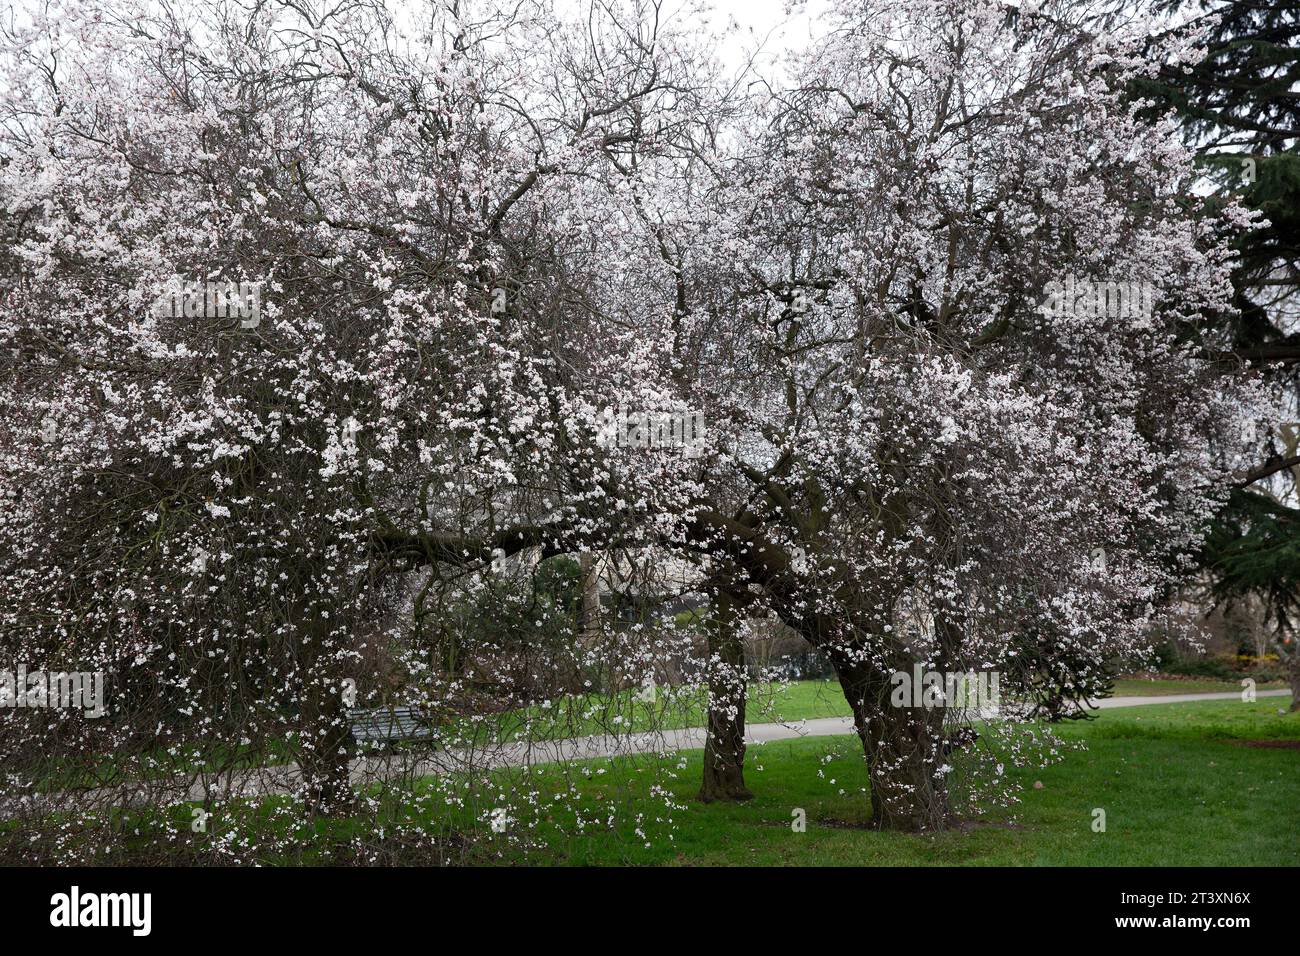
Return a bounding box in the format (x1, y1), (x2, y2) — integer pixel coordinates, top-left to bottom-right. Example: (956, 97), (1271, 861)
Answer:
(4, 688), (1289, 816)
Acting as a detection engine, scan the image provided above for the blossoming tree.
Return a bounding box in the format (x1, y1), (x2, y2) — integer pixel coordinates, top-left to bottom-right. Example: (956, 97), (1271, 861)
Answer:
(0, 0), (1256, 856)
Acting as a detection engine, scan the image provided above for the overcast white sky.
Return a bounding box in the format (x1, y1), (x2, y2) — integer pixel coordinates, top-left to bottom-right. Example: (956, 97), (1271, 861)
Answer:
(698, 0), (831, 77)
(547, 0), (833, 80)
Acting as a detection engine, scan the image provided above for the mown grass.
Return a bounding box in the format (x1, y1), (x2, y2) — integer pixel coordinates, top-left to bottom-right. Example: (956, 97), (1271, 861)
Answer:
(493, 678), (850, 741)
(449, 697), (1295, 866)
(494, 676), (1287, 743)
(36, 694), (1287, 866)
(1110, 677), (1285, 697)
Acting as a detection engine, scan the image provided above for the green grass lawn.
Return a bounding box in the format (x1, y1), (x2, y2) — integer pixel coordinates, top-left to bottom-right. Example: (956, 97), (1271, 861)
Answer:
(499, 678), (851, 740)
(17, 695), (1294, 865)
(469, 696), (1299, 865)
(1110, 677), (1286, 697)
(492, 676), (1284, 744)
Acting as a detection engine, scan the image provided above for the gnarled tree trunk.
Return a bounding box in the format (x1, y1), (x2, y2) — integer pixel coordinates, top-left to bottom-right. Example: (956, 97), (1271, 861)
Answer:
(699, 588), (752, 802)
(834, 657), (951, 831)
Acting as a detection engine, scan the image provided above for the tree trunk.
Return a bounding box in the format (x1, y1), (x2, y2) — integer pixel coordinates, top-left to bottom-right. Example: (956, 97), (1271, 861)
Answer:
(296, 609), (356, 816)
(299, 675), (355, 814)
(579, 552), (602, 643)
(834, 657), (951, 831)
(699, 589), (752, 802)
(1287, 649), (1300, 713)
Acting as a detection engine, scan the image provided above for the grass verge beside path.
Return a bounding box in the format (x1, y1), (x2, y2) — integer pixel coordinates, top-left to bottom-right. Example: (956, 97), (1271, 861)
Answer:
(487, 697), (1298, 865)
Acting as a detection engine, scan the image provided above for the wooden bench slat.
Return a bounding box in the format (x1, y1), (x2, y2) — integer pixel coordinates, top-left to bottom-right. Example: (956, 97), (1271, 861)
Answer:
(348, 706), (434, 743)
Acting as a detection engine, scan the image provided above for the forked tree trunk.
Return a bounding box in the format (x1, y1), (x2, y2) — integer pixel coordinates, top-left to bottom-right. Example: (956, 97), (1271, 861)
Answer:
(835, 658), (951, 831)
(699, 589), (752, 802)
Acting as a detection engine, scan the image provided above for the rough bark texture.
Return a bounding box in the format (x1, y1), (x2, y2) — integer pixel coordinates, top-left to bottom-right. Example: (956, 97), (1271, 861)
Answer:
(1288, 651), (1300, 713)
(835, 657), (951, 831)
(699, 589), (753, 802)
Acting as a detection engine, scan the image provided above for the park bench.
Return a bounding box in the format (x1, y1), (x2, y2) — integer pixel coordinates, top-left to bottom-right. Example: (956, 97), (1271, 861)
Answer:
(348, 705), (435, 747)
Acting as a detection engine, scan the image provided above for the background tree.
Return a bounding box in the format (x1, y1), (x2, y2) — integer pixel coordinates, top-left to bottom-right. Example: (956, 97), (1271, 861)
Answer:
(1127, 0), (1300, 703)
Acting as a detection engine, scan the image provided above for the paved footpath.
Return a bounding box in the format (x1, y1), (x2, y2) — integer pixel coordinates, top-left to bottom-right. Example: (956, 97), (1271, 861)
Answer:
(196, 688), (1300, 792)
(5, 689), (1290, 814)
